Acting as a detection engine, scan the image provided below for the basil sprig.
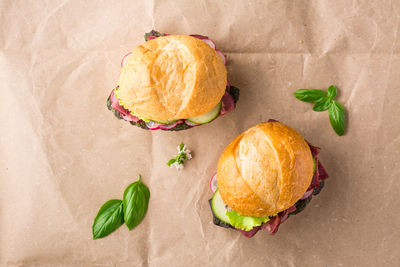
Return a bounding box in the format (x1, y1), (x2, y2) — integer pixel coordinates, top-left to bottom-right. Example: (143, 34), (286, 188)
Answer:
(92, 175), (150, 239)
(294, 85), (346, 136)
(166, 143), (192, 170)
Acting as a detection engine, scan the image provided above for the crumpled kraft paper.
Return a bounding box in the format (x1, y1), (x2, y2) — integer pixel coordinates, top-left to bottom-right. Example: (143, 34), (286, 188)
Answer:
(1, 0), (399, 266)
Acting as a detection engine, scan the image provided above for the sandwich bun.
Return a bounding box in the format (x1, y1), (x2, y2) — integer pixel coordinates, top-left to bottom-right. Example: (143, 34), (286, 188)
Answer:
(117, 35), (227, 121)
(217, 121), (314, 217)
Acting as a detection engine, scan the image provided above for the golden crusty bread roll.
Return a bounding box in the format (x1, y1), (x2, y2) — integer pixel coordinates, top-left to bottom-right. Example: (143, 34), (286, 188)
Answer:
(117, 35), (227, 121)
(217, 121), (314, 217)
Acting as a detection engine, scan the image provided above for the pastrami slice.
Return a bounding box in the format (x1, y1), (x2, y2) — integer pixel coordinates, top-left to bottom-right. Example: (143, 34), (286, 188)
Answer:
(235, 226), (261, 238)
(261, 215), (281, 234)
(220, 91), (235, 115)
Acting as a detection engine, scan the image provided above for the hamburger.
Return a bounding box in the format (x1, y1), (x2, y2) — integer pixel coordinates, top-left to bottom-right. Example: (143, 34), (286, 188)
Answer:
(209, 120), (328, 237)
(107, 30), (239, 131)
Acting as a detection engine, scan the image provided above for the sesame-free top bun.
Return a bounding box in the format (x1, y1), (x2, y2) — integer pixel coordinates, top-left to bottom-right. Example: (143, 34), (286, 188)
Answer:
(117, 35), (227, 121)
(217, 122), (314, 217)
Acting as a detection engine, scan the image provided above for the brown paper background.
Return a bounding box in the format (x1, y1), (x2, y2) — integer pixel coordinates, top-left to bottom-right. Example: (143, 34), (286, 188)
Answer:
(1, 0), (399, 266)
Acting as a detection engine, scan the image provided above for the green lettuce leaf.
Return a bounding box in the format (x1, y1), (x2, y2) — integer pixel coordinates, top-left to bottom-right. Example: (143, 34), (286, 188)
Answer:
(226, 210), (270, 231)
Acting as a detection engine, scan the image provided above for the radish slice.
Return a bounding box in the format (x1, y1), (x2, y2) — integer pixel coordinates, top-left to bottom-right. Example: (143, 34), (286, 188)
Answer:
(202, 39), (216, 49)
(190, 34), (209, 40)
(159, 120), (182, 130)
(300, 189), (313, 200)
(148, 34), (169, 41)
(280, 212), (289, 224)
(215, 49), (226, 65)
(121, 52), (132, 67)
(184, 120), (201, 127)
(145, 121), (162, 130)
(210, 173), (218, 193)
(122, 115), (133, 121)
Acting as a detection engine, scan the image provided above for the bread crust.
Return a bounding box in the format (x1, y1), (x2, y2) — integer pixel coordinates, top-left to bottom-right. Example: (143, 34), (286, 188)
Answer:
(217, 122), (314, 217)
(117, 35), (227, 121)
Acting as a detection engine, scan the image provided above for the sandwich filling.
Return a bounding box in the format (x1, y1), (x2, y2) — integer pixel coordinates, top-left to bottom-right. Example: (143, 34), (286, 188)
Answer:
(107, 31), (239, 131)
(209, 142), (328, 238)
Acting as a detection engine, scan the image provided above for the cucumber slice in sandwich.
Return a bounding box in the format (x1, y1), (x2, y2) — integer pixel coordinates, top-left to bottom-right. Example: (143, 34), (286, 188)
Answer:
(212, 189), (271, 230)
(211, 189), (231, 224)
(187, 101), (222, 124)
(151, 119), (178, 124)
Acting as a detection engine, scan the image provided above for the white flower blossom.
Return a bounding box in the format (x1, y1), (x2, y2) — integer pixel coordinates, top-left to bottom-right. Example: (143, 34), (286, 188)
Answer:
(168, 143), (192, 170)
(170, 161), (183, 170)
(179, 145), (192, 160)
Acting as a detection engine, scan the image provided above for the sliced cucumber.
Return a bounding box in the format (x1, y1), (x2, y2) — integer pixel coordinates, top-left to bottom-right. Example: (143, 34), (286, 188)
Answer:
(187, 101), (222, 124)
(151, 119), (178, 124)
(211, 189), (231, 224)
(211, 189), (271, 231)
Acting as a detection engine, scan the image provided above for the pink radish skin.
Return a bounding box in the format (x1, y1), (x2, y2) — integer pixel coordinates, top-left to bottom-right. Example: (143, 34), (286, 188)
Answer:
(121, 52), (132, 67)
(210, 173), (218, 193)
(148, 126), (161, 131)
(190, 34), (209, 40)
(300, 189), (313, 200)
(202, 39), (216, 49)
(184, 120), (201, 127)
(159, 120), (183, 130)
(215, 49), (226, 64)
(145, 121), (162, 130)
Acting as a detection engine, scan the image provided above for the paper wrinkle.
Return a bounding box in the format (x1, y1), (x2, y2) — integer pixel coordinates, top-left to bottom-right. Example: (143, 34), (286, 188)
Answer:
(2, 0), (400, 266)
(372, 19), (399, 142)
(5, 57), (76, 228)
(30, 0), (68, 49)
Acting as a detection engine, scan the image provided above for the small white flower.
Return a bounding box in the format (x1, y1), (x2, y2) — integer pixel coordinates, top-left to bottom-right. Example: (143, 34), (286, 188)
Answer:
(168, 143), (192, 170)
(170, 161), (183, 170)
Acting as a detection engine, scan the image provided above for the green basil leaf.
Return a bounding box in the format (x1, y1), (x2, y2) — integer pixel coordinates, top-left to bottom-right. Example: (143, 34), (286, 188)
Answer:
(327, 85), (337, 99)
(294, 89), (327, 103)
(329, 101), (346, 136)
(313, 97), (333, 112)
(123, 176), (150, 230)
(92, 199), (124, 240)
(167, 158), (176, 166)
